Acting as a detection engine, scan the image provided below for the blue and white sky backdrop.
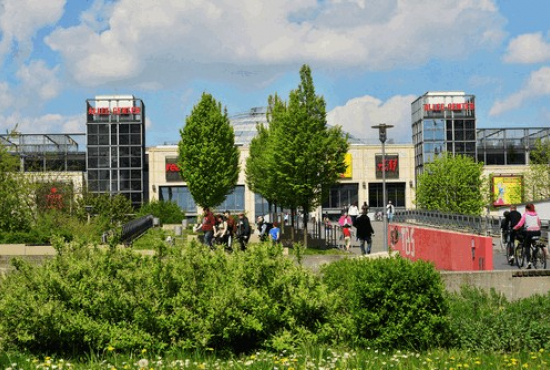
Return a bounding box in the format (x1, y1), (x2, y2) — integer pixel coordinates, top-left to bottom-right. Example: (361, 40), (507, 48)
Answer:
(0, 0), (549, 145)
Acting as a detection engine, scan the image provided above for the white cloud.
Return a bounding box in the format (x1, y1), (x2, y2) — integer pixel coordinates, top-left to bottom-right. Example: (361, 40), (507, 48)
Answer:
(0, 0), (65, 64)
(44, 0), (506, 88)
(490, 66), (550, 116)
(0, 112), (84, 135)
(503, 32), (550, 64)
(16, 60), (61, 102)
(327, 94), (416, 143)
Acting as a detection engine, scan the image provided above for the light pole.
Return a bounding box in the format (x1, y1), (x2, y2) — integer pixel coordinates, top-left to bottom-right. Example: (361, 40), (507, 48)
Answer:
(372, 124), (394, 252)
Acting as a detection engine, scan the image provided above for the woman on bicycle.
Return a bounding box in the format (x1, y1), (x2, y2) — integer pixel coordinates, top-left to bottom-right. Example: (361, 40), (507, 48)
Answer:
(513, 203), (542, 269)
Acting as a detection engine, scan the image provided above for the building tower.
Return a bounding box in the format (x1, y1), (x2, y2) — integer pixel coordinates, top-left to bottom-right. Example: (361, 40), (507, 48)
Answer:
(86, 95), (147, 208)
(411, 91), (476, 178)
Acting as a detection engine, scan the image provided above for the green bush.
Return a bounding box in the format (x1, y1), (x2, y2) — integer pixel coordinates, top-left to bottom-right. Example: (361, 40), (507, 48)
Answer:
(138, 200), (185, 224)
(321, 255), (451, 350)
(447, 286), (550, 352)
(0, 238), (331, 356)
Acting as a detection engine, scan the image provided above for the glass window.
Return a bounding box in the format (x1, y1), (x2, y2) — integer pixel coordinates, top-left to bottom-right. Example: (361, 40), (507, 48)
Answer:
(130, 124), (141, 134)
(159, 186), (197, 214)
(322, 183), (358, 210)
(98, 134), (109, 145)
(215, 186), (245, 213)
(254, 193), (270, 218)
(368, 182), (406, 208)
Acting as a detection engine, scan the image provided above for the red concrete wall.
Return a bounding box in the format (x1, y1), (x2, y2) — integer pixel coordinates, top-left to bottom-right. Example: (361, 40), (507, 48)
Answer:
(389, 224), (493, 271)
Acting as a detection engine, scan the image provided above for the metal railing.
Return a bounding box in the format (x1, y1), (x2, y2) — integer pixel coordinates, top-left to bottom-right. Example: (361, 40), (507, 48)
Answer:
(120, 214), (154, 245)
(393, 210), (549, 240)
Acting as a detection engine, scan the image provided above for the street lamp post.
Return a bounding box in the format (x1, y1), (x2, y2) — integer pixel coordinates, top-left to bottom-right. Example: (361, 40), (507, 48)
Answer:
(372, 124), (394, 252)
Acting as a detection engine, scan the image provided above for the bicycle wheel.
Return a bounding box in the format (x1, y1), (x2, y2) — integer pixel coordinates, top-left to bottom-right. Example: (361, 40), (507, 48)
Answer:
(500, 230), (508, 251)
(507, 240), (515, 265)
(515, 245), (525, 268)
(535, 245), (547, 269)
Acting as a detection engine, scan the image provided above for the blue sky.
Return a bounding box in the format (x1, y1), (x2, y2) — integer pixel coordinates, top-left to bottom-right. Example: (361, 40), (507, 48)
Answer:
(1, 0), (549, 146)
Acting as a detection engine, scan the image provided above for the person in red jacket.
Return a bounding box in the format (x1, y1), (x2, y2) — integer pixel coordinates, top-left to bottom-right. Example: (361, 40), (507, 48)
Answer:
(201, 207), (216, 248)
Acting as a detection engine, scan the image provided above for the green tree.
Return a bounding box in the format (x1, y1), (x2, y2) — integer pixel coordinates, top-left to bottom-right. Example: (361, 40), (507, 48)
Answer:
(245, 95), (288, 219)
(76, 192), (134, 227)
(177, 93), (240, 209)
(138, 200), (185, 224)
(525, 138), (550, 201)
(416, 153), (485, 215)
(267, 65), (349, 232)
(0, 144), (34, 232)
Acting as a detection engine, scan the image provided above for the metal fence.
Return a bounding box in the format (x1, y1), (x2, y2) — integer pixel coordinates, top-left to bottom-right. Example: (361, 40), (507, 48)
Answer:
(393, 210), (549, 240)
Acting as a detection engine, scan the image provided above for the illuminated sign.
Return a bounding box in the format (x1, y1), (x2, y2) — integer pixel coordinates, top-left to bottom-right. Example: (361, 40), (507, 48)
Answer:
(339, 153), (353, 179)
(88, 107), (141, 115)
(493, 175), (522, 206)
(423, 103), (475, 111)
(165, 157), (183, 182)
(375, 154), (399, 179)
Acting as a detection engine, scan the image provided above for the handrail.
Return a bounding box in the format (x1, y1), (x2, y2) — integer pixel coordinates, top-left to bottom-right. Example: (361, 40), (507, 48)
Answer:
(393, 210), (549, 240)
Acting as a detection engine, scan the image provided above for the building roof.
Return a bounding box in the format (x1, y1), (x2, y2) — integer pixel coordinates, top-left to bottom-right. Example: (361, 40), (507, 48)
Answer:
(230, 107), (366, 146)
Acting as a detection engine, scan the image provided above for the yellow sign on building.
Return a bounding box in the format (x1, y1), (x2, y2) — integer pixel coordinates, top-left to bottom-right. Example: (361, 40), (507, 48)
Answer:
(493, 175), (522, 206)
(340, 153), (352, 179)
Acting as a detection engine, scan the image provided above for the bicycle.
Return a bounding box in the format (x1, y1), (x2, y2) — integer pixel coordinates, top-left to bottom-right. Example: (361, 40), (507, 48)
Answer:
(500, 227), (510, 251)
(514, 232), (547, 269)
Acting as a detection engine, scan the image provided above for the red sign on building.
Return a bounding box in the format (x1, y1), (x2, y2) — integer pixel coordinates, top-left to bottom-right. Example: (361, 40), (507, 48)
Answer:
(88, 106), (141, 115)
(375, 154), (399, 179)
(165, 157), (183, 182)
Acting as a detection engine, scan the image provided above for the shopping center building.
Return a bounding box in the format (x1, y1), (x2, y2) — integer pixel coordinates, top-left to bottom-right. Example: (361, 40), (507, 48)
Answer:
(2, 92), (549, 218)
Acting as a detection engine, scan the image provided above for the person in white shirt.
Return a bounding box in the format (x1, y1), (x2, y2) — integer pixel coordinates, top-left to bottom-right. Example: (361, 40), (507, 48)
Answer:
(386, 200), (395, 222)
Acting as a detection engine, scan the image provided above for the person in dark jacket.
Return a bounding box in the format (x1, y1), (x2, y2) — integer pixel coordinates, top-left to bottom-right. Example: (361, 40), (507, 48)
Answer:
(507, 205), (522, 264)
(235, 212), (251, 251)
(354, 206), (375, 255)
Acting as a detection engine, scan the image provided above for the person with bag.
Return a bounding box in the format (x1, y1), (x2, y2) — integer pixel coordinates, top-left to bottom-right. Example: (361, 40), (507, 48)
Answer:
(213, 214), (228, 246)
(224, 210), (236, 249)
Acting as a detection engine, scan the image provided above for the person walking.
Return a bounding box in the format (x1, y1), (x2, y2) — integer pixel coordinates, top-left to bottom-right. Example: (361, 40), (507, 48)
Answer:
(354, 206), (375, 255)
(513, 203), (542, 269)
(213, 214), (228, 246)
(386, 200), (395, 222)
(348, 201), (359, 224)
(338, 211), (352, 250)
(269, 221), (281, 245)
(201, 207), (216, 248)
(223, 210), (236, 250)
(235, 212), (251, 251)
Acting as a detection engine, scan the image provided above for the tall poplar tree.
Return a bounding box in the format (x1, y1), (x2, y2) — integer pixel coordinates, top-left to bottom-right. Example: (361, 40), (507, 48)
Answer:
(416, 153), (485, 215)
(178, 93), (239, 209)
(269, 65), (349, 233)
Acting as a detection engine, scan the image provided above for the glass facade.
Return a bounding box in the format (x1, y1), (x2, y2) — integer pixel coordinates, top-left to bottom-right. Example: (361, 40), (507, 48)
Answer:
(412, 92), (476, 179)
(322, 183), (359, 214)
(477, 128), (550, 165)
(159, 186), (197, 215)
(86, 96), (146, 208)
(368, 182), (406, 209)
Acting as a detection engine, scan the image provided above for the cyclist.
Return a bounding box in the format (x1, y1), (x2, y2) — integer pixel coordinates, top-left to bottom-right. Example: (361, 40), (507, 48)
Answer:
(513, 203), (542, 269)
(506, 205), (522, 264)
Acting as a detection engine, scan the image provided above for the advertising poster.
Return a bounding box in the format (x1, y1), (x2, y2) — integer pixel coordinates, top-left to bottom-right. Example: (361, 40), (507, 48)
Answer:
(340, 153), (352, 178)
(492, 175), (522, 206)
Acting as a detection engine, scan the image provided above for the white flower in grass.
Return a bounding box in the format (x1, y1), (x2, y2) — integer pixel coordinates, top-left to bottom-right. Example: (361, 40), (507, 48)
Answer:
(137, 358), (149, 369)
